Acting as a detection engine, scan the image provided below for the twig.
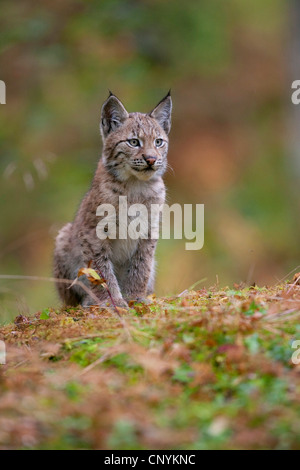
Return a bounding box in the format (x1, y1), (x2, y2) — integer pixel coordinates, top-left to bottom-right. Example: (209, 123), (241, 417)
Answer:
(62, 333), (116, 344)
(93, 263), (120, 315)
(263, 308), (300, 322)
(177, 277), (207, 297)
(0, 274), (132, 339)
(75, 351), (112, 377)
(0, 274), (101, 306)
(73, 341), (128, 378)
(287, 275), (300, 294)
(275, 265), (300, 286)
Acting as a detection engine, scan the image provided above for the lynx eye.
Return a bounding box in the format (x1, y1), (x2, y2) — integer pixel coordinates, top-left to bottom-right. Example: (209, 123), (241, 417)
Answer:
(155, 138), (163, 147)
(128, 138), (140, 147)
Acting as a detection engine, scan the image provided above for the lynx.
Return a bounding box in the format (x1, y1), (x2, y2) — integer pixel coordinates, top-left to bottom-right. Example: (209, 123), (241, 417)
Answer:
(54, 92), (172, 308)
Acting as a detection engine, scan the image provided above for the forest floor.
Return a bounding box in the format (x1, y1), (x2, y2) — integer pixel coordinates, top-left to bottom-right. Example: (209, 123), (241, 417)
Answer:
(0, 278), (300, 450)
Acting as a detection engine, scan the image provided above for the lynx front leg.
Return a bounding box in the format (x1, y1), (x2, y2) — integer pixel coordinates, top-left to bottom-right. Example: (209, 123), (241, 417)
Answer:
(122, 239), (157, 304)
(80, 235), (128, 309)
(93, 253), (128, 309)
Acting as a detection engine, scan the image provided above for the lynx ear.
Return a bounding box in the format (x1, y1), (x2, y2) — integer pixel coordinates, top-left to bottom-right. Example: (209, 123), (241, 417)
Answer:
(101, 93), (129, 138)
(149, 91), (172, 135)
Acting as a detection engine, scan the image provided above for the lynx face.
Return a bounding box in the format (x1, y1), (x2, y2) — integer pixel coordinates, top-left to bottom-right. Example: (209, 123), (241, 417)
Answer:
(101, 92), (172, 182)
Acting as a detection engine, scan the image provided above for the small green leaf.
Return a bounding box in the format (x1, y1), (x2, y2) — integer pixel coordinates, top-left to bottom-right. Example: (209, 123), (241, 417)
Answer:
(40, 309), (50, 320)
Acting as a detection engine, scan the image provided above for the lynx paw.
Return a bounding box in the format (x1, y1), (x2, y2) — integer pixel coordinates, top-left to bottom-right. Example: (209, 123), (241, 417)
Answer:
(127, 296), (152, 306)
(82, 297), (128, 310)
(114, 298), (129, 310)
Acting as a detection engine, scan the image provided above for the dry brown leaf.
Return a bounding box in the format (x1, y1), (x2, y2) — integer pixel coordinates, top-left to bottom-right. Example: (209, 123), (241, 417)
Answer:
(293, 272), (300, 285)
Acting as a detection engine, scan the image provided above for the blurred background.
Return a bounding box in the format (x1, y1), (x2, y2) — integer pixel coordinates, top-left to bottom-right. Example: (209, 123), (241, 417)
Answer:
(0, 0), (299, 322)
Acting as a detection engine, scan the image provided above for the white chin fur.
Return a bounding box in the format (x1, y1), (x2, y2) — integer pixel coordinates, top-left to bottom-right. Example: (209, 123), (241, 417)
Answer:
(131, 168), (157, 181)
(116, 164), (157, 182)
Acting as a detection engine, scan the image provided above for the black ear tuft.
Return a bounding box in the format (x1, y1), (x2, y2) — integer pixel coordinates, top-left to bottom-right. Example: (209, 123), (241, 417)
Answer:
(100, 94), (129, 138)
(149, 92), (172, 135)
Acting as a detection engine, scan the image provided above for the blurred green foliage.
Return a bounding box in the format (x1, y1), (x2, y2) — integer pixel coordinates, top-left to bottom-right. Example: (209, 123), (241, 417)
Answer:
(0, 0), (298, 321)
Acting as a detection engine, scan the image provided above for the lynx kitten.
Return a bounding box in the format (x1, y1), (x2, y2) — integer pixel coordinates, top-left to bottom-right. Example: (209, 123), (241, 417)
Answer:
(54, 92), (172, 308)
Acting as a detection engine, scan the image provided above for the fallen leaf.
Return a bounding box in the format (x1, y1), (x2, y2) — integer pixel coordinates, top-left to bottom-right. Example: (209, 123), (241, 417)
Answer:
(293, 273), (300, 285)
(78, 268), (106, 285)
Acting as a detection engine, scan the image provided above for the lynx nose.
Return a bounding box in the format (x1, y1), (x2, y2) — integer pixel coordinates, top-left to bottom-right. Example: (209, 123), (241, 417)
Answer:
(143, 155), (157, 166)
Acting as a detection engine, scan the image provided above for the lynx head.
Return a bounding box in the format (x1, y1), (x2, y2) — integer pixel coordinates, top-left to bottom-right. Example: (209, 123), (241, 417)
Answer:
(100, 92), (172, 182)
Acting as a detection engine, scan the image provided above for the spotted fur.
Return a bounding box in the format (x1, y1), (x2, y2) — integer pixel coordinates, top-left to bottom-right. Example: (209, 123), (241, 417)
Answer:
(53, 92), (172, 307)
